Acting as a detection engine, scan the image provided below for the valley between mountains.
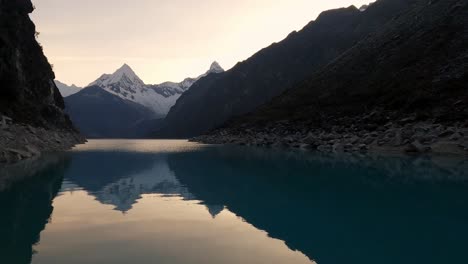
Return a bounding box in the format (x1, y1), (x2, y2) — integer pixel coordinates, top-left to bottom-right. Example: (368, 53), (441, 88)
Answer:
(61, 62), (224, 138)
(2, 2), (468, 263)
(1, 0), (467, 164)
(57, 0), (467, 156)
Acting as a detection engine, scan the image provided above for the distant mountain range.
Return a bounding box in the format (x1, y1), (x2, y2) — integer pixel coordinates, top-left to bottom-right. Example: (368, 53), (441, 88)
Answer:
(54, 80), (82, 97)
(64, 62), (224, 138)
(87, 62), (224, 117)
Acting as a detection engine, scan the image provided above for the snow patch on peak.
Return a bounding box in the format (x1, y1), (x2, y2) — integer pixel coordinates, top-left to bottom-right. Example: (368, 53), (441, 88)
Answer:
(209, 61), (224, 73)
(359, 2), (375, 12)
(86, 61), (225, 117)
(89, 64), (144, 87)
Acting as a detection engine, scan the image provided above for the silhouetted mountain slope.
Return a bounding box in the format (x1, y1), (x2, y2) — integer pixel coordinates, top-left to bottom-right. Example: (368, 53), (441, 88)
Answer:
(0, 0), (65, 127)
(0, 0), (84, 163)
(254, 0), (467, 122)
(159, 0), (418, 138)
(198, 0), (468, 155)
(65, 86), (154, 138)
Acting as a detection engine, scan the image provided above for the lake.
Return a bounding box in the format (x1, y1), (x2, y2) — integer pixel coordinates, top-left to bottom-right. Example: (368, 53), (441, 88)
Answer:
(1, 140), (468, 264)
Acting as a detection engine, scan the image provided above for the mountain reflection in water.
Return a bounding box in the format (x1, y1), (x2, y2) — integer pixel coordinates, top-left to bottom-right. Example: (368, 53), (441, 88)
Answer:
(1, 140), (468, 264)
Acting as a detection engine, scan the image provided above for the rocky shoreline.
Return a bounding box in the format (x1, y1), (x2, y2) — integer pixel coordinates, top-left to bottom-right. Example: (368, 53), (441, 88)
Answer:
(193, 114), (468, 156)
(0, 115), (86, 164)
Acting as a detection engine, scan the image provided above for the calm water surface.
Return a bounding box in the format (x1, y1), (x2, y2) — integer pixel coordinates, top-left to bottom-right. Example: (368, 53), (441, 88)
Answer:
(1, 140), (468, 264)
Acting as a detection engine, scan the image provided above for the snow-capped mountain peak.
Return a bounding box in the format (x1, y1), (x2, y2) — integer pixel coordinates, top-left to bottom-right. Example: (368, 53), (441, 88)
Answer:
(89, 63), (144, 87)
(87, 61), (225, 117)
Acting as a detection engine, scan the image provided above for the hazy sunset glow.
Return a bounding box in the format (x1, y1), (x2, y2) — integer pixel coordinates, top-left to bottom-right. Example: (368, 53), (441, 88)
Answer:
(31, 0), (370, 86)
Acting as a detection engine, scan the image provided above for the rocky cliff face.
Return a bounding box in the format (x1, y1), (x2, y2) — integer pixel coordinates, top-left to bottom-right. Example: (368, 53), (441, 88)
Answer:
(0, 0), (85, 164)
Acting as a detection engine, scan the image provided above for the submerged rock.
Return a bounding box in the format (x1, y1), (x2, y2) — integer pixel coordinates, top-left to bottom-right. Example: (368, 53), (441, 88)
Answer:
(405, 141), (432, 154)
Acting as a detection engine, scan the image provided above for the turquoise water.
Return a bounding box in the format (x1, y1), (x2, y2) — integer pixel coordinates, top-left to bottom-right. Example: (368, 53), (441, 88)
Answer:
(1, 140), (468, 264)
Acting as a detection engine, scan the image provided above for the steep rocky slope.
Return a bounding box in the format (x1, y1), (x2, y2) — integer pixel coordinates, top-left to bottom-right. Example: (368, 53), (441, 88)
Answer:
(159, 0), (418, 138)
(197, 0), (468, 155)
(0, 0), (85, 163)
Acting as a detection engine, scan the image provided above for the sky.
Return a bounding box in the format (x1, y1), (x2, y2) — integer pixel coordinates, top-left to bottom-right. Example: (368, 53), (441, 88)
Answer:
(31, 0), (370, 87)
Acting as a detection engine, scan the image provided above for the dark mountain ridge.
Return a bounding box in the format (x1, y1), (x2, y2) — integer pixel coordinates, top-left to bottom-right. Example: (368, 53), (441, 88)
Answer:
(253, 0), (467, 121)
(158, 0), (419, 138)
(65, 86), (155, 138)
(197, 0), (468, 155)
